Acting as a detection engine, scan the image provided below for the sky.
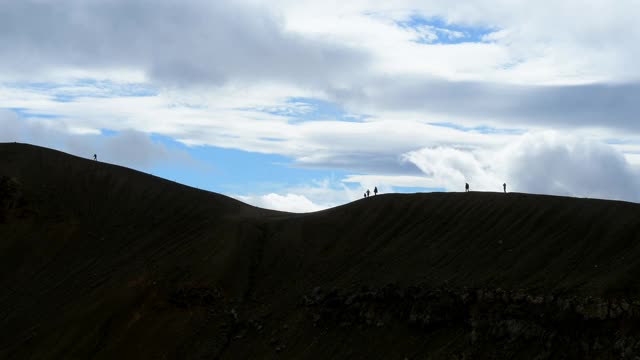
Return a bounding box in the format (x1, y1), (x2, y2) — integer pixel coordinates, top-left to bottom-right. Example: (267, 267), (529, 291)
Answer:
(1, 0), (640, 212)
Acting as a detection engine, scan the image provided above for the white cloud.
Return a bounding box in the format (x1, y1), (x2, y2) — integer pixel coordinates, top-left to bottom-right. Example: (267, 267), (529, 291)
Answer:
(234, 174), (437, 213)
(234, 177), (369, 212)
(342, 174), (440, 190)
(404, 146), (500, 191)
(3, 0), (640, 136)
(504, 132), (640, 201)
(0, 113), (183, 170)
(235, 193), (326, 213)
(3, 0), (639, 88)
(0, 0), (368, 87)
(404, 131), (640, 201)
(0, 82), (524, 174)
(0, 110), (21, 142)
(411, 26), (439, 43)
(3, 0), (640, 208)
(277, 0), (640, 83)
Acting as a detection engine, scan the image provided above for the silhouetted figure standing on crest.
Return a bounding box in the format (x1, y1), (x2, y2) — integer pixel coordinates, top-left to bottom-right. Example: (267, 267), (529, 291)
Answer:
(93, 154), (97, 161)
(374, 186), (378, 196)
(503, 183), (507, 193)
(366, 189), (370, 197)
(364, 192), (366, 198)
(465, 183), (469, 192)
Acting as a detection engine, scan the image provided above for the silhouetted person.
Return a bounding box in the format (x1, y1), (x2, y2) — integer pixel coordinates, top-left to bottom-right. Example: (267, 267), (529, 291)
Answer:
(503, 183), (507, 193)
(374, 186), (378, 196)
(465, 183), (469, 192)
(366, 189), (370, 197)
(93, 154), (97, 161)
(364, 192), (366, 198)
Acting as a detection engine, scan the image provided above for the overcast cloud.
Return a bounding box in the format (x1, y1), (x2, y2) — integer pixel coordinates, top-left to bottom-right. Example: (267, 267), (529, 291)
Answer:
(0, 0), (368, 86)
(331, 77), (640, 132)
(0, 110), (178, 170)
(405, 132), (640, 202)
(2, 0), (640, 211)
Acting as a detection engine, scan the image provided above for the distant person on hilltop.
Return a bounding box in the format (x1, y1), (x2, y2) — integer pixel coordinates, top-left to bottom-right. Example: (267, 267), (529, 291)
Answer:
(374, 186), (378, 196)
(465, 183), (470, 192)
(93, 154), (97, 161)
(366, 189), (370, 197)
(503, 183), (507, 193)
(364, 192), (366, 198)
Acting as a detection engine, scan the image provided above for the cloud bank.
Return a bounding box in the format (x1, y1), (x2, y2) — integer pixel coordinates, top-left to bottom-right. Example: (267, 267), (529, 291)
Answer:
(405, 132), (640, 201)
(0, 110), (175, 170)
(3, 0), (640, 212)
(235, 193), (326, 213)
(0, 0), (367, 87)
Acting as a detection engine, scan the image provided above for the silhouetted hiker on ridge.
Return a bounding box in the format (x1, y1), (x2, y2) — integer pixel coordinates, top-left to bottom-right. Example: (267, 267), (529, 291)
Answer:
(374, 186), (378, 196)
(93, 154), (97, 161)
(366, 189), (370, 197)
(503, 183), (507, 193)
(465, 183), (469, 192)
(364, 192), (366, 198)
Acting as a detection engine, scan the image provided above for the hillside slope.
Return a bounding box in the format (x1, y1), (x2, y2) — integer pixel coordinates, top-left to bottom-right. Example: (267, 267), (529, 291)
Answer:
(2, 143), (640, 359)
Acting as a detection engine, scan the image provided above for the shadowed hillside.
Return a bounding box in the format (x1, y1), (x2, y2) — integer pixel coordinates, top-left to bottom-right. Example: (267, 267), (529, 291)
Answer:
(2, 142), (640, 359)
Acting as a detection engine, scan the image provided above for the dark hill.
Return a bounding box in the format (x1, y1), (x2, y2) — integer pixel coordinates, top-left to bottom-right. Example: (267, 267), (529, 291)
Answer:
(2, 142), (640, 359)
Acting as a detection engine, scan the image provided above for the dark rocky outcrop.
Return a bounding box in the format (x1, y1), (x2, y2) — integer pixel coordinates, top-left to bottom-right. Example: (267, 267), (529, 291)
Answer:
(0, 175), (24, 222)
(303, 284), (640, 359)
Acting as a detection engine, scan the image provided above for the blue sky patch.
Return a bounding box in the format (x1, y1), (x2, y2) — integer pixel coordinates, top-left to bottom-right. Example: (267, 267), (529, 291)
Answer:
(148, 134), (350, 195)
(429, 121), (524, 135)
(100, 129), (119, 136)
(393, 186), (446, 193)
(5, 79), (158, 103)
(285, 97), (369, 123)
(9, 107), (60, 119)
(396, 15), (496, 44)
(241, 97), (370, 123)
